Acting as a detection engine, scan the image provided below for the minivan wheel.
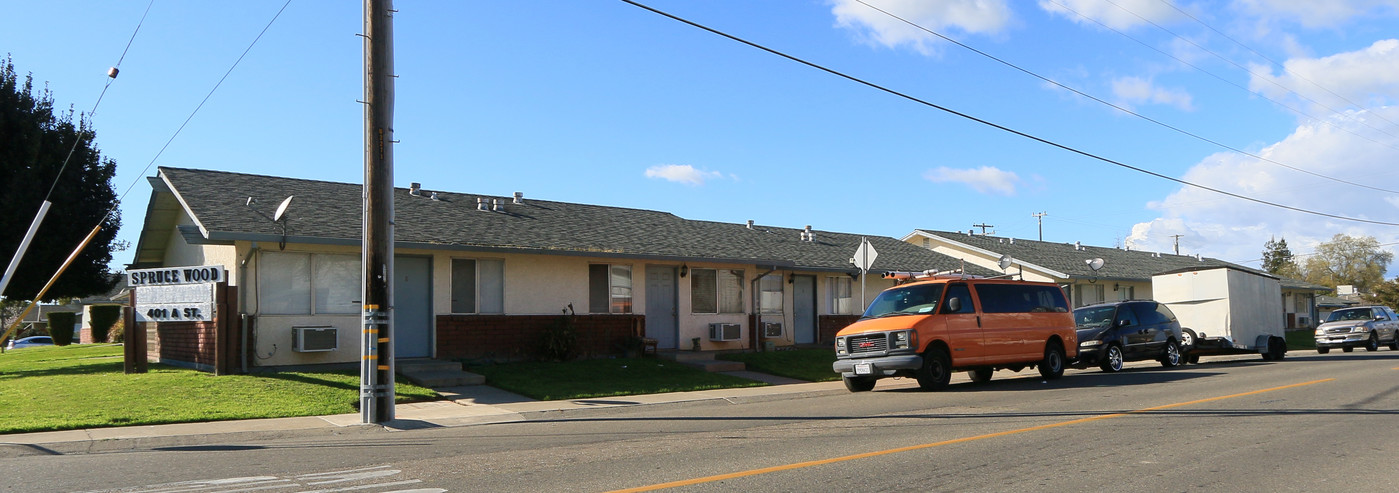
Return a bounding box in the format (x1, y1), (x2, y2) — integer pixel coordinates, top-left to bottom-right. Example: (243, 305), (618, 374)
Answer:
(843, 376), (876, 392)
(1160, 340), (1182, 368)
(1366, 332), (1380, 352)
(969, 368), (993, 383)
(1099, 344), (1124, 373)
(916, 347), (952, 391)
(1343, 347), (1354, 353)
(1318, 347), (1330, 354)
(1039, 342), (1066, 380)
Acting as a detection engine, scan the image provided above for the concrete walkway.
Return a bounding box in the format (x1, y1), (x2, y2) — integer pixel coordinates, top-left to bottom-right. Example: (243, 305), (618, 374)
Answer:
(0, 373), (878, 457)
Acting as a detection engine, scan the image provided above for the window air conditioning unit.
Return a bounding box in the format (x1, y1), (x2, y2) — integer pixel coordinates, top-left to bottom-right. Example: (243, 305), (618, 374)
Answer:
(762, 322), (783, 338)
(709, 323), (741, 342)
(293, 326), (338, 352)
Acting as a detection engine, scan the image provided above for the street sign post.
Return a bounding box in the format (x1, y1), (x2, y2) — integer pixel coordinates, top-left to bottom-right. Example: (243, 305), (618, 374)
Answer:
(850, 238), (878, 311)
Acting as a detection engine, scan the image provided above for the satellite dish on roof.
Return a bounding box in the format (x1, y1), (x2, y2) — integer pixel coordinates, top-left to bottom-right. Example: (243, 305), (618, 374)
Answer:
(998, 254), (1013, 271)
(273, 196), (294, 222)
(1086, 258), (1105, 271)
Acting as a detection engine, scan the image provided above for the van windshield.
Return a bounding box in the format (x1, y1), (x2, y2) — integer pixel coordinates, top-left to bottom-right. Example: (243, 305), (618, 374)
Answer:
(862, 284), (944, 319)
(1073, 306), (1116, 329)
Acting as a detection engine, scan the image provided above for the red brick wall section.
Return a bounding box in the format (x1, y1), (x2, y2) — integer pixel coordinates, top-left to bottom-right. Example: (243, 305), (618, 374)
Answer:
(819, 315), (861, 344)
(438, 314), (645, 362)
(144, 321), (219, 369)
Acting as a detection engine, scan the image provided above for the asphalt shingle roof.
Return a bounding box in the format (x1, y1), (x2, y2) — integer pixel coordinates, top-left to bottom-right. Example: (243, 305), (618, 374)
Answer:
(154, 167), (997, 276)
(914, 229), (1327, 291)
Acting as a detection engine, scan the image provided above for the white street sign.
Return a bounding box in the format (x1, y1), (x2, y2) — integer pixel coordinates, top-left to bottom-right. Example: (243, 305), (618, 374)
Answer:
(851, 238), (878, 272)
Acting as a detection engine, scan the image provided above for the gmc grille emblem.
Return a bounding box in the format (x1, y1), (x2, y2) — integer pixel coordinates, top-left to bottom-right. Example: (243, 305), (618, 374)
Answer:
(858, 341), (875, 348)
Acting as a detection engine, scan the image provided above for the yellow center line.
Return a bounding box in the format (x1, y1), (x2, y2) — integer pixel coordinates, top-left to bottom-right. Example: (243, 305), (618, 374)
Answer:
(609, 378), (1334, 493)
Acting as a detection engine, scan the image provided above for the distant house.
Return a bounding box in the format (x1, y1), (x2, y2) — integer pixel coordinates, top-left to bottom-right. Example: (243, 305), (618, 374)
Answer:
(129, 167), (993, 370)
(902, 230), (1330, 329)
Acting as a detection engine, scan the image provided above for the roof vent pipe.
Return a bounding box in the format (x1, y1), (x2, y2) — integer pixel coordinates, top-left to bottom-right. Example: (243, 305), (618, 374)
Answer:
(513, 192), (524, 204)
(746, 219), (754, 229)
(409, 182), (422, 196)
(1196, 254), (1202, 261)
(477, 197), (487, 211)
(430, 192), (440, 201)
(492, 199), (501, 212)
(802, 225), (814, 242)
(1074, 241), (1081, 251)
(1009, 238), (1014, 244)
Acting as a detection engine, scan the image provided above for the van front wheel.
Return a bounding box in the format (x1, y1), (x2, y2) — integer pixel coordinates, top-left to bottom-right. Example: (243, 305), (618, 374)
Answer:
(916, 347), (952, 391)
(1039, 342), (1066, 380)
(843, 376), (876, 392)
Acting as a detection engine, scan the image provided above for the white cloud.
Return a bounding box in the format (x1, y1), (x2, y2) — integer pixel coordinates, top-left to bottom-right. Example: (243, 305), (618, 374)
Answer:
(1236, 0), (1399, 29)
(830, 0), (1014, 55)
(923, 166), (1021, 195)
(1110, 76), (1196, 111)
(644, 164), (724, 186)
(1249, 39), (1399, 115)
(1038, 0), (1185, 31)
(1127, 106), (1399, 271)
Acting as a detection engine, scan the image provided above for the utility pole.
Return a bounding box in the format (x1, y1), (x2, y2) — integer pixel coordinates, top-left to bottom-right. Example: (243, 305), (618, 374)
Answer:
(972, 223), (995, 235)
(1031, 212), (1047, 241)
(361, 0), (395, 424)
(1170, 234), (1183, 255)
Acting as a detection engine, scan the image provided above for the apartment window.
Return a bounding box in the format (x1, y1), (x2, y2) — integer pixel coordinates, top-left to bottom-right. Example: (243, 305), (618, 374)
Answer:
(1294, 293), (1310, 313)
(1117, 285), (1135, 301)
(451, 258), (504, 314)
(691, 268), (744, 314)
(1075, 284), (1105, 307)
(759, 274), (784, 314)
(259, 252), (358, 315)
(828, 276), (853, 315)
(589, 264), (632, 314)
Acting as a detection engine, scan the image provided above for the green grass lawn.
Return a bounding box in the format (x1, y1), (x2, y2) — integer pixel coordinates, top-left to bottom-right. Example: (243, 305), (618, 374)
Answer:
(0, 344), (438, 434)
(466, 357), (768, 401)
(717, 348), (840, 382)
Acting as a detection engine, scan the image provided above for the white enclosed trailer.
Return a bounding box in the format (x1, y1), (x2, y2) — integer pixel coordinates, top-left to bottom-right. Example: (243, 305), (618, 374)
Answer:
(1151, 266), (1288, 362)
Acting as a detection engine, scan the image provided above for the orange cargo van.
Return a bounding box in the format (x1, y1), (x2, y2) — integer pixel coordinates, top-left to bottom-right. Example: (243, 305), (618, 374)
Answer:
(832, 274), (1076, 392)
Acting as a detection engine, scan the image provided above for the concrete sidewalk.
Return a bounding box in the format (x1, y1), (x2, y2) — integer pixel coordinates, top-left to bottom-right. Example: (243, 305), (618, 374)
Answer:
(0, 373), (874, 457)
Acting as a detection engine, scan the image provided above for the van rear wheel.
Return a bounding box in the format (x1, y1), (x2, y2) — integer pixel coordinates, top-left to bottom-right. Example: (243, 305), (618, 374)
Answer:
(1038, 342), (1066, 380)
(1160, 340), (1182, 367)
(843, 376), (876, 392)
(916, 347), (952, 391)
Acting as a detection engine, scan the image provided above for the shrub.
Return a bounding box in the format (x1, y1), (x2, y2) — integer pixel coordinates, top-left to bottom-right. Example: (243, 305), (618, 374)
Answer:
(110, 317), (125, 343)
(88, 305), (121, 343)
(539, 311), (576, 361)
(47, 311), (77, 346)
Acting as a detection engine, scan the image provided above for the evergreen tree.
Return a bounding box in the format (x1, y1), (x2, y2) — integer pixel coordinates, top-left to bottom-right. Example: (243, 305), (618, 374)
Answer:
(1261, 236), (1296, 275)
(0, 55), (120, 300)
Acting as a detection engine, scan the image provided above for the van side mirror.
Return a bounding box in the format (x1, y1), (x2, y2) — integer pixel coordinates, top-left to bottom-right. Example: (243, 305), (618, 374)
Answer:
(946, 297), (962, 313)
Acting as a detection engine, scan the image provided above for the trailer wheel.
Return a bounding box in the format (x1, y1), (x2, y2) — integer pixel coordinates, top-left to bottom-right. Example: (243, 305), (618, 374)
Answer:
(916, 347), (952, 391)
(1187, 354), (1200, 364)
(843, 376), (876, 392)
(1366, 332), (1380, 352)
(1262, 337), (1286, 361)
(1180, 328), (1196, 351)
(1318, 347), (1330, 354)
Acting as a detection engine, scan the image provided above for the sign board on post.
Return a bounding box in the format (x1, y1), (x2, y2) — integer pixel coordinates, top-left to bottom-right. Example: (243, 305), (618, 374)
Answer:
(129, 265), (225, 323)
(849, 238), (878, 311)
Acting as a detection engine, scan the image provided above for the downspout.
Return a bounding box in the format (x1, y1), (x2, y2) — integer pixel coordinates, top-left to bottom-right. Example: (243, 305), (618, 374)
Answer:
(751, 267), (776, 352)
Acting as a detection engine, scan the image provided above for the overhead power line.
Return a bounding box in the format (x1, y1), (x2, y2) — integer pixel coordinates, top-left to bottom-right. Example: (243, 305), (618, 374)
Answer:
(1042, 0), (1399, 156)
(619, 0), (1399, 227)
(854, 0), (1399, 196)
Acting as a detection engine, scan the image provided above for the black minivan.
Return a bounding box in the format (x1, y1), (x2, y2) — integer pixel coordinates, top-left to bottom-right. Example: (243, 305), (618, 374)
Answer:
(1071, 300), (1184, 372)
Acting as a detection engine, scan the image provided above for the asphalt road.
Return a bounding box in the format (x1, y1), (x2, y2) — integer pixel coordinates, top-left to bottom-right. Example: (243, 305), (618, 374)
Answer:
(11, 350), (1399, 493)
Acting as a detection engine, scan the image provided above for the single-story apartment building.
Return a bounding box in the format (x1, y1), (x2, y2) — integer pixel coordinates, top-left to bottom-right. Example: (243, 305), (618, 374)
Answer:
(130, 167), (996, 370)
(902, 229), (1330, 329)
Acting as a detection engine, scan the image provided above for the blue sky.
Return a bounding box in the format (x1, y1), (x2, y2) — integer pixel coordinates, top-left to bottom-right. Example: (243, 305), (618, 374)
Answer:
(4, 1), (1399, 277)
